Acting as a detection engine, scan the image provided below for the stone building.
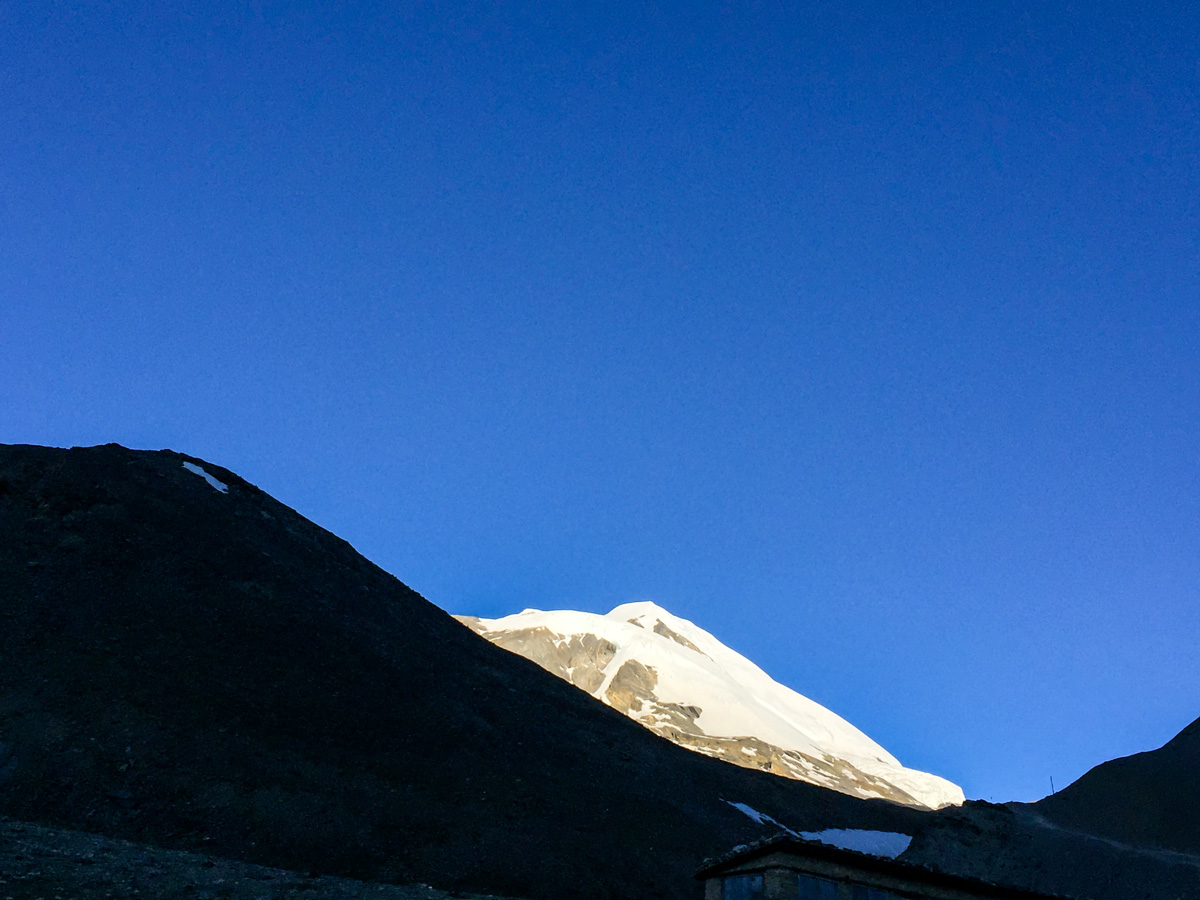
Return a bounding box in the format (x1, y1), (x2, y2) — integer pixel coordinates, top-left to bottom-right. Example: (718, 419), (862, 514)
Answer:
(697, 834), (1070, 900)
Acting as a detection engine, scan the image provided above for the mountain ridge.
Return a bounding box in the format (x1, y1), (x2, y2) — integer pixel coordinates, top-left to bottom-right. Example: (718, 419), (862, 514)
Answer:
(1030, 714), (1200, 856)
(2, 443), (1198, 900)
(0, 442), (913, 900)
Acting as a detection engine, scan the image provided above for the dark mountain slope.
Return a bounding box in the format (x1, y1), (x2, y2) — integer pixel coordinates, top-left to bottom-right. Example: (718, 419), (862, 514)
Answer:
(2, 444), (1198, 900)
(0, 443), (916, 900)
(1033, 716), (1200, 856)
(0, 814), (522, 900)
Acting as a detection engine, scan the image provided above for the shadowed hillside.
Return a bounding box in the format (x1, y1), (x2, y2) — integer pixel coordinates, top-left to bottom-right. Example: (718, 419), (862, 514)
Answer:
(1034, 716), (1200, 856)
(0, 443), (912, 900)
(1, 443), (1198, 900)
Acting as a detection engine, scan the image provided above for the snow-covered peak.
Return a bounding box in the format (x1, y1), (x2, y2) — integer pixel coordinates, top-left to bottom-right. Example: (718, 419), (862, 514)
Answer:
(609, 600), (677, 622)
(458, 603), (964, 810)
(609, 602), (720, 650)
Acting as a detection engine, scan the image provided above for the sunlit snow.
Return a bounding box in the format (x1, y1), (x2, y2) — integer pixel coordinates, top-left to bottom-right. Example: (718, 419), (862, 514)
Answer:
(725, 800), (796, 833)
(469, 601), (964, 809)
(797, 829), (912, 859)
(182, 462), (228, 493)
(723, 803), (912, 858)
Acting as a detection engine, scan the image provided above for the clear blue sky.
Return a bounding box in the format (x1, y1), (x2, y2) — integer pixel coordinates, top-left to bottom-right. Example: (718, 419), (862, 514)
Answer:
(3, 1), (1198, 804)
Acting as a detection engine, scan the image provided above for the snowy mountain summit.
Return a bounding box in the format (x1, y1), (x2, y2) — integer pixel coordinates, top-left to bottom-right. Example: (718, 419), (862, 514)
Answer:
(457, 601), (964, 809)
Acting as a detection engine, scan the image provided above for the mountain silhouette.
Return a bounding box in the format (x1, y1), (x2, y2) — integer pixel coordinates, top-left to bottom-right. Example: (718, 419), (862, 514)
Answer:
(2, 443), (1197, 900)
(1035, 716), (1200, 855)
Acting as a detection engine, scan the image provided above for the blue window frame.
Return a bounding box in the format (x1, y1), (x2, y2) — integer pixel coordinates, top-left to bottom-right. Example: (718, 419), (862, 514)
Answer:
(724, 874), (764, 900)
(797, 873), (839, 900)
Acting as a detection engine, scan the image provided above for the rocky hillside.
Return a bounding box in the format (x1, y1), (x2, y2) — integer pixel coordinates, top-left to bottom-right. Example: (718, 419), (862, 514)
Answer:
(0, 443), (918, 900)
(2, 443), (1198, 900)
(0, 815), (520, 900)
(458, 604), (963, 809)
(1032, 715), (1200, 856)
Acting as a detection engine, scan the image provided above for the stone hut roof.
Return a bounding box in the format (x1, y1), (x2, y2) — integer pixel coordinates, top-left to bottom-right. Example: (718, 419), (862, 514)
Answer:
(695, 833), (1075, 900)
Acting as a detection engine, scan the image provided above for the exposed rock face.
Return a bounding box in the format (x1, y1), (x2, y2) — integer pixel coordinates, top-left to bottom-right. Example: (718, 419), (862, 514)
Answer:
(453, 621), (617, 694)
(457, 605), (965, 810)
(650, 619), (702, 653)
(604, 660), (657, 715)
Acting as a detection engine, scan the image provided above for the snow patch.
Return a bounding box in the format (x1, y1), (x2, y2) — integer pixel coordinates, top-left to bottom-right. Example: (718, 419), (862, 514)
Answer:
(722, 805), (910, 858)
(724, 800), (797, 835)
(797, 829), (912, 859)
(182, 462), (228, 493)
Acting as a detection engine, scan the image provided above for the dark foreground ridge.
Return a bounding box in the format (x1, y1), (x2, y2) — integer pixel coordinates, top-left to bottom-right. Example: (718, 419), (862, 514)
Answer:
(0, 815), (520, 900)
(1, 444), (1198, 900)
(1033, 714), (1200, 856)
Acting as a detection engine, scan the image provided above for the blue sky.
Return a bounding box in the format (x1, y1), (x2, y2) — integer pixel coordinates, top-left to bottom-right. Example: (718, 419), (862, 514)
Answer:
(3, 1), (1198, 803)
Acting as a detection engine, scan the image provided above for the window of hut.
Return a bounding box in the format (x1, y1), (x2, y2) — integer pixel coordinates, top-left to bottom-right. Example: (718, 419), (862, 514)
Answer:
(724, 873), (764, 900)
(796, 873), (838, 900)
